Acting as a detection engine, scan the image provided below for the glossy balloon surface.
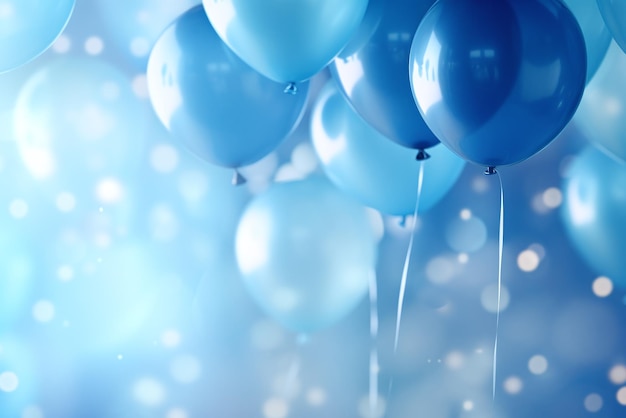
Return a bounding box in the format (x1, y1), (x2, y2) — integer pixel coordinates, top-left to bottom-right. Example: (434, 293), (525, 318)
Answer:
(202, 0), (368, 83)
(147, 6), (309, 169)
(235, 177), (378, 334)
(331, 0), (439, 150)
(311, 82), (465, 216)
(410, 0), (587, 167)
(597, 0), (626, 54)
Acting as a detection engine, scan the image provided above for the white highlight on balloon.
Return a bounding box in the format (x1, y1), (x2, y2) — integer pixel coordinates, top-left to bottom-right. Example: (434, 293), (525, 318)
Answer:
(291, 143), (318, 175)
(592, 276), (614, 298)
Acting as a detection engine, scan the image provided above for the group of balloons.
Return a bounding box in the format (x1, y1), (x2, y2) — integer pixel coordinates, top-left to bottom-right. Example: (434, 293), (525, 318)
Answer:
(3, 0), (626, 333)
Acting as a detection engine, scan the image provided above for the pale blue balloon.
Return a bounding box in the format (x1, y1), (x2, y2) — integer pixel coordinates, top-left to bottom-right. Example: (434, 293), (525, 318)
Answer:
(235, 177), (378, 334)
(95, 0), (200, 66)
(147, 6), (309, 169)
(574, 42), (626, 162)
(310, 82), (465, 216)
(202, 0), (369, 83)
(561, 146), (626, 288)
(597, 0), (626, 54)
(0, 0), (75, 73)
(563, 0), (611, 82)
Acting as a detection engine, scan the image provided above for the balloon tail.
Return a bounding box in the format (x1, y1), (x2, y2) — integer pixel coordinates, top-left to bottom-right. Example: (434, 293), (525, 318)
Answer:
(491, 170), (504, 401)
(369, 271), (379, 418)
(393, 160), (425, 352)
(232, 169), (247, 186)
(284, 82), (297, 95)
(415, 149), (431, 161)
(485, 166), (497, 176)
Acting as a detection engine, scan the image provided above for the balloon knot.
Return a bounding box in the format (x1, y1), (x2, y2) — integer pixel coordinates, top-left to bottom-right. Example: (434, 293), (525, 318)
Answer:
(415, 149), (431, 161)
(232, 170), (247, 186)
(484, 166), (497, 176)
(284, 82), (297, 95)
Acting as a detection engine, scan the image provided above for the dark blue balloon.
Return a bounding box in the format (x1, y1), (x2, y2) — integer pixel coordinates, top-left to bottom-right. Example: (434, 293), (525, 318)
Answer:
(410, 0), (587, 167)
(331, 0), (440, 151)
(147, 6), (309, 169)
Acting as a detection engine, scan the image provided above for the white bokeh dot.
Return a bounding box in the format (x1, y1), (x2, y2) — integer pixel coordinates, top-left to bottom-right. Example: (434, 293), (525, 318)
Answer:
(130, 37), (151, 57)
(291, 143), (318, 175)
(503, 376), (523, 394)
(0, 371), (19, 392)
(542, 187), (562, 209)
(460, 208), (472, 220)
(96, 178), (124, 204)
(9, 199), (28, 218)
(85, 36), (104, 55)
(166, 408), (188, 418)
(463, 400), (474, 411)
(617, 387), (626, 405)
(458, 253), (469, 264)
(170, 354), (202, 384)
(22, 405), (44, 418)
(584, 393), (603, 412)
(528, 355), (548, 375)
(56, 192), (76, 212)
(52, 34), (71, 53)
(263, 397), (289, 418)
(33, 300), (55, 323)
(161, 329), (181, 348)
(480, 284), (510, 313)
(357, 395), (386, 418)
(517, 249), (540, 272)
(592, 276), (613, 298)
(150, 144), (179, 173)
(132, 74), (149, 98)
(57, 264), (74, 281)
(426, 256), (457, 284)
(306, 387), (327, 406)
(609, 365), (626, 385)
(133, 377), (166, 407)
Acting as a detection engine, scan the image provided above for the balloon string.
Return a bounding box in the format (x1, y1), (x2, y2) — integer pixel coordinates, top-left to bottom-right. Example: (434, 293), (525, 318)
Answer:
(369, 271), (379, 417)
(281, 335), (306, 399)
(394, 160), (425, 352)
(492, 171), (504, 401)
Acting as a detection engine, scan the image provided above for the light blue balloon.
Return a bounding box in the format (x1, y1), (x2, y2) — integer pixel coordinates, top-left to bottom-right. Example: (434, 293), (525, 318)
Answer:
(147, 6), (309, 169)
(202, 0), (369, 83)
(235, 177), (378, 334)
(0, 0), (75, 73)
(95, 0), (200, 67)
(597, 0), (626, 54)
(574, 42), (626, 162)
(563, 0), (611, 82)
(310, 82), (465, 216)
(561, 146), (626, 288)
(13, 57), (146, 194)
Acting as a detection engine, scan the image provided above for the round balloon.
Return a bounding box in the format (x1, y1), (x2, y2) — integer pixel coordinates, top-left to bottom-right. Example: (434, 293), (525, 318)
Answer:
(562, 0), (611, 82)
(235, 177), (378, 334)
(574, 42), (626, 162)
(561, 146), (626, 288)
(409, 0), (587, 168)
(0, 0), (75, 73)
(331, 0), (440, 151)
(597, 0), (626, 54)
(147, 6), (309, 169)
(311, 81), (465, 216)
(202, 0), (368, 84)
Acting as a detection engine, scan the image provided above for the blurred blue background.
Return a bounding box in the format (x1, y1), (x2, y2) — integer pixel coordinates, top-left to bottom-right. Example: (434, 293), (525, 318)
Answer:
(0, 1), (625, 418)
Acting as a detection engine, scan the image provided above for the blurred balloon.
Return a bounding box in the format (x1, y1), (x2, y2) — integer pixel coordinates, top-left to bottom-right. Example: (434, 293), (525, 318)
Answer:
(409, 0), (587, 167)
(597, 0), (626, 54)
(13, 57), (146, 194)
(331, 0), (440, 151)
(561, 146), (626, 288)
(310, 81), (465, 216)
(235, 177), (378, 334)
(147, 6), (309, 170)
(574, 42), (626, 162)
(202, 0), (368, 84)
(95, 0), (200, 66)
(562, 0), (611, 82)
(0, 0), (75, 73)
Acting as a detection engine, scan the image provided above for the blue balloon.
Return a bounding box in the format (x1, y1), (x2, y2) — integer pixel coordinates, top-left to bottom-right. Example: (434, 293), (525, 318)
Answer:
(95, 0), (200, 67)
(235, 177), (378, 334)
(562, 0), (611, 82)
(0, 0), (75, 73)
(574, 42), (626, 162)
(597, 0), (626, 54)
(147, 6), (309, 169)
(331, 0), (440, 151)
(561, 146), (626, 288)
(409, 0), (587, 168)
(202, 0), (369, 84)
(310, 81), (465, 216)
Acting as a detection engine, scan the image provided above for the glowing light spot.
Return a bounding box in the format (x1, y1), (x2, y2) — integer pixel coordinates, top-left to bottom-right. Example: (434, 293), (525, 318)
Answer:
(458, 253), (469, 264)
(237, 209), (271, 274)
(170, 355), (201, 384)
(150, 144), (179, 173)
(85, 36), (104, 55)
(460, 209), (471, 220)
(33, 300), (55, 323)
(166, 408), (188, 418)
(132, 74), (149, 99)
(22, 405), (44, 418)
(291, 143), (318, 175)
(617, 387), (626, 405)
(357, 395), (386, 418)
(542, 187), (562, 208)
(0, 2), (14, 19)
(472, 176), (489, 193)
(161, 329), (181, 348)
(274, 164), (305, 182)
(130, 37), (151, 57)
(263, 398), (289, 418)
(445, 351), (464, 370)
(480, 284), (510, 313)
(117, 354), (123, 360)
(149, 204), (179, 241)
(0, 371), (19, 392)
(592, 276), (613, 298)
(52, 34), (71, 53)
(463, 400), (474, 411)
(96, 177), (124, 204)
(528, 355), (548, 375)
(426, 256), (457, 284)
(306, 387), (327, 406)
(517, 249), (540, 272)
(609, 365), (626, 385)
(133, 377), (166, 407)
(9, 199), (28, 219)
(56, 192), (76, 212)
(503, 376), (523, 394)
(584, 393), (603, 412)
